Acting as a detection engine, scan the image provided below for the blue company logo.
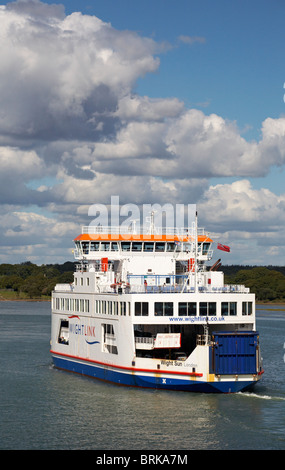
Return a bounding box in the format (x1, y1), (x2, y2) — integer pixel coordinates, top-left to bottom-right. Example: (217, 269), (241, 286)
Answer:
(69, 322), (99, 345)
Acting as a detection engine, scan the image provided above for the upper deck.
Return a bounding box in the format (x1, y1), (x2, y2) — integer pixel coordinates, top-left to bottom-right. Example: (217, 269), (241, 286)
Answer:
(77, 224), (210, 239)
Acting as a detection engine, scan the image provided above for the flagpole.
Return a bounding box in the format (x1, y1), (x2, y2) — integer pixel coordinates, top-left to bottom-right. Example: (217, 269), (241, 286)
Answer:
(195, 210), (198, 293)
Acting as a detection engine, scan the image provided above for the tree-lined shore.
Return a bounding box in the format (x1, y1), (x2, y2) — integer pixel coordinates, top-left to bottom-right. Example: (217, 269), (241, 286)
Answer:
(223, 265), (285, 303)
(0, 261), (74, 301)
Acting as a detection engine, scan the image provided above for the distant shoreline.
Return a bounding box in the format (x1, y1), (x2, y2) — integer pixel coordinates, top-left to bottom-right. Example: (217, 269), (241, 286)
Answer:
(0, 298), (50, 302)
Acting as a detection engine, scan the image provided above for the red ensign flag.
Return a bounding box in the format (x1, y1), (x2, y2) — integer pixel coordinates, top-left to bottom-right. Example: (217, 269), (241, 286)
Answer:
(217, 243), (230, 252)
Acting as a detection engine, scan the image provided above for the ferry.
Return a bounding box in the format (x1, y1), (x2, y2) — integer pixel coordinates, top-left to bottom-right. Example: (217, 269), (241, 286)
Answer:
(50, 212), (264, 393)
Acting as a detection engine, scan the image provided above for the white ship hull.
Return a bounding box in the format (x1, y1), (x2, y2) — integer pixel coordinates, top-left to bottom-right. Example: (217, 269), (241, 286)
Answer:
(51, 292), (263, 394)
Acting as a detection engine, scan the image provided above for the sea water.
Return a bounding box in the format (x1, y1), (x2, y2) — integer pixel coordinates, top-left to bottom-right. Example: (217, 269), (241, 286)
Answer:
(0, 301), (284, 450)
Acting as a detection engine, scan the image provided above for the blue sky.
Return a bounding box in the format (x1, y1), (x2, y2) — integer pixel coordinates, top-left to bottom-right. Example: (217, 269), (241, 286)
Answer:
(0, 0), (284, 265)
(61, 0), (285, 129)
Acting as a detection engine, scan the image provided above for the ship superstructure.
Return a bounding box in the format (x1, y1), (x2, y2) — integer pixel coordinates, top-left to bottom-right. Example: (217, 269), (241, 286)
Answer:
(50, 214), (263, 393)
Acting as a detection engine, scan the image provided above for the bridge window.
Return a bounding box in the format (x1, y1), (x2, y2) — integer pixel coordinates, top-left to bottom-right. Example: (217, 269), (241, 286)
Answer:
(198, 242), (210, 255)
(90, 242), (100, 251)
(101, 242), (110, 251)
(121, 242), (131, 251)
(132, 242), (143, 251)
(155, 242), (165, 252)
(82, 242), (89, 254)
(166, 242), (175, 252)
(182, 243), (192, 252)
(144, 242), (154, 252)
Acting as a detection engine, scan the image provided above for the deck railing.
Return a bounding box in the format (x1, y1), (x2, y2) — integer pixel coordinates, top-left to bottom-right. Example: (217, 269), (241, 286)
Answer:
(54, 281), (249, 294)
(81, 225), (206, 238)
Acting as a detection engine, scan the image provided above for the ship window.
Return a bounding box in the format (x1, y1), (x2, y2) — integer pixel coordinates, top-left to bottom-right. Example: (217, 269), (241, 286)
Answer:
(202, 243), (210, 255)
(103, 324), (118, 355)
(182, 243), (191, 252)
(208, 302), (216, 315)
(179, 302), (187, 316)
(101, 242), (110, 251)
(96, 300), (101, 314)
(199, 302), (207, 316)
(120, 302), (126, 315)
(154, 302), (173, 316)
(166, 242), (175, 252)
(132, 242), (143, 251)
(82, 242), (89, 254)
(189, 302), (196, 315)
(199, 302), (216, 316)
(221, 302), (237, 316)
(58, 319), (69, 345)
(111, 242), (119, 251)
(90, 241), (100, 251)
(135, 302), (149, 316)
(121, 242), (131, 251)
(104, 323), (114, 336)
(242, 301), (252, 315)
(198, 242), (211, 255)
(229, 302), (237, 316)
(155, 242), (165, 252)
(144, 242), (154, 252)
(179, 302), (196, 316)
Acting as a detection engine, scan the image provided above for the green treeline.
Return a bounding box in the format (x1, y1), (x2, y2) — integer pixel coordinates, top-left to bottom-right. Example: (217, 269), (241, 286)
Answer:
(0, 262), (284, 302)
(223, 266), (285, 303)
(0, 261), (75, 300)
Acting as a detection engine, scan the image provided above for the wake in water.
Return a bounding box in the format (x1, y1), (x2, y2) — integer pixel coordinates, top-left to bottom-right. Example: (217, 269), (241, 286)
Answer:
(238, 392), (285, 400)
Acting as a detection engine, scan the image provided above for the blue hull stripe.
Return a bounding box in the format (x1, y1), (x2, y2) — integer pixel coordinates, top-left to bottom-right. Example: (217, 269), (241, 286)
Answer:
(51, 354), (258, 394)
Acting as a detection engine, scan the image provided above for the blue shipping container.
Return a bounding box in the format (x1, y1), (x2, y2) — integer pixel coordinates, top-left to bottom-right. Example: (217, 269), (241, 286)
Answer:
(210, 331), (259, 375)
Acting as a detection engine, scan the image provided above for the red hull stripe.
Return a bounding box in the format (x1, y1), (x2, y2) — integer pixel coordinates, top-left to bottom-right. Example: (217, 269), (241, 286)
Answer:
(50, 350), (203, 377)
